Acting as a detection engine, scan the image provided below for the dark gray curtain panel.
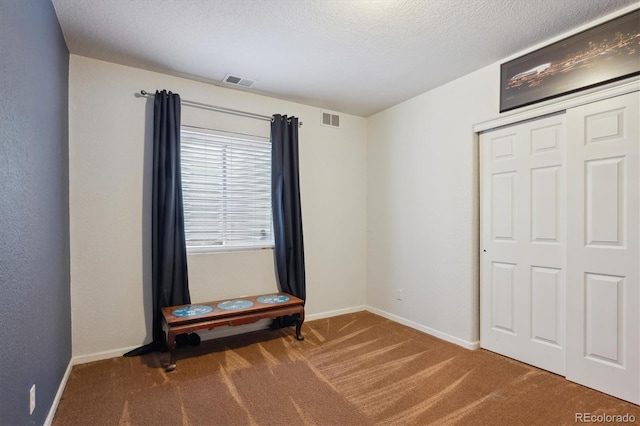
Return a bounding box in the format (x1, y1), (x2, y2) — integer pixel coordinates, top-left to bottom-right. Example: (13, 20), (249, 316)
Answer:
(125, 90), (191, 356)
(271, 115), (306, 302)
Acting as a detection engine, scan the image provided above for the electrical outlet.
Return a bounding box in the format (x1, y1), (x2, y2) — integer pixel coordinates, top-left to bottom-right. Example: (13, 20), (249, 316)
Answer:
(29, 384), (36, 415)
(395, 289), (403, 301)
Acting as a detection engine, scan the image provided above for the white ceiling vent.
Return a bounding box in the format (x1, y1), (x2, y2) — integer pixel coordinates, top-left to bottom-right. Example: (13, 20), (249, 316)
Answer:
(321, 111), (340, 128)
(222, 73), (256, 88)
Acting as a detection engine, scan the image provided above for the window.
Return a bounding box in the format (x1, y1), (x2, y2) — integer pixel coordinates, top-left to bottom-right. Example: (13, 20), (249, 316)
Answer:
(180, 129), (273, 253)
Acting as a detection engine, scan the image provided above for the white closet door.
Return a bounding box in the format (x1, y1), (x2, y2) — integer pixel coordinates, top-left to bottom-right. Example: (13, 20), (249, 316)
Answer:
(566, 91), (639, 404)
(480, 114), (566, 375)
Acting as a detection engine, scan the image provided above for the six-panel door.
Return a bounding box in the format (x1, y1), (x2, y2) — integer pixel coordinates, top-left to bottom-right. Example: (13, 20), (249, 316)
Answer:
(566, 92), (639, 404)
(480, 113), (567, 376)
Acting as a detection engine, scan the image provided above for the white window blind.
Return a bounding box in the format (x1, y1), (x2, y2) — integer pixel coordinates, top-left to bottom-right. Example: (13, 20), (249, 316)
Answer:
(180, 130), (273, 253)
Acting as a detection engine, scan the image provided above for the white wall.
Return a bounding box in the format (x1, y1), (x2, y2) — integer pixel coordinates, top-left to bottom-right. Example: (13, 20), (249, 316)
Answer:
(69, 55), (367, 360)
(366, 64), (497, 347)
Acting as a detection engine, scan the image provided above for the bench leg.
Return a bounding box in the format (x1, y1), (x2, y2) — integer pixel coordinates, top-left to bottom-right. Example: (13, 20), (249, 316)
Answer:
(295, 310), (305, 341)
(166, 331), (177, 372)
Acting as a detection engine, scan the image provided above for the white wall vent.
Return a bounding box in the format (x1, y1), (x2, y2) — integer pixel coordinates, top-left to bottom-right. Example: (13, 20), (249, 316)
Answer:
(222, 74), (256, 88)
(321, 111), (340, 128)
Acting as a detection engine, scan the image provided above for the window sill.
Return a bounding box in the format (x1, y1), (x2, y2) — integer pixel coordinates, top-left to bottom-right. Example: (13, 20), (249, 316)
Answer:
(187, 245), (274, 255)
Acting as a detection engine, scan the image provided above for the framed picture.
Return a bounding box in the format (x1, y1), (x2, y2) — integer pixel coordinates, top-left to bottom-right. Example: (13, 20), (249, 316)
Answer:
(500, 9), (640, 113)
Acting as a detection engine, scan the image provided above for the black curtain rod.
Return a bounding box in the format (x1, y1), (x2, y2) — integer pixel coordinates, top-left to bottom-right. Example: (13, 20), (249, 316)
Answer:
(139, 90), (303, 127)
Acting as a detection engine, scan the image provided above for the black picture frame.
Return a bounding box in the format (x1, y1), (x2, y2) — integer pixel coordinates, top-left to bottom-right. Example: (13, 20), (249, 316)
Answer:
(500, 9), (640, 113)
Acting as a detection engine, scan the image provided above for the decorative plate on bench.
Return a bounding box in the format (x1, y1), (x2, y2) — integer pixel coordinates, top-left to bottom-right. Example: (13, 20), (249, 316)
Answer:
(257, 295), (290, 304)
(217, 300), (254, 310)
(172, 305), (214, 317)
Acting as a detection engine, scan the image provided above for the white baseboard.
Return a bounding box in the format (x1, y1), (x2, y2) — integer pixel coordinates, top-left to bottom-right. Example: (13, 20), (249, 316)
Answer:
(44, 359), (73, 426)
(365, 305), (480, 350)
(306, 305), (366, 321)
(72, 345), (144, 365)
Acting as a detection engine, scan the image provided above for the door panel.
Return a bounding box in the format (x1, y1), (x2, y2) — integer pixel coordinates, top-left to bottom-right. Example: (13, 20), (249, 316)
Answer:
(585, 108), (624, 144)
(491, 172), (516, 241)
(531, 266), (562, 346)
(566, 91), (639, 404)
(491, 262), (516, 333)
(584, 273), (624, 366)
(531, 166), (561, 243)
(480, 113), (566, 376)
(585, 157), (625, 246)
(531, 122), (563, 154)
(491, 133), (516, 160)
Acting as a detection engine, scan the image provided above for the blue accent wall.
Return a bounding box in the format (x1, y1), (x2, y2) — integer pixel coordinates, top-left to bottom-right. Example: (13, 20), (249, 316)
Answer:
(0, 0), (71, 424)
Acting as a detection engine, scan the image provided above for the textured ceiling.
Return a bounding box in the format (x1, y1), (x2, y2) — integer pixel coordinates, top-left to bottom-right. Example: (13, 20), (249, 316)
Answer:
(51, 0), (638, 117)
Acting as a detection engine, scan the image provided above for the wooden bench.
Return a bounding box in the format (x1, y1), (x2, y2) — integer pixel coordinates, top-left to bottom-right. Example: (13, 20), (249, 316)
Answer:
(161, 292), (304, 371)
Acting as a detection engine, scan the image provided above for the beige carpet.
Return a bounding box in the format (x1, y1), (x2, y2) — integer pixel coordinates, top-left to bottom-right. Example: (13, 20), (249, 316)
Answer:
(53, 311), (640, 425)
